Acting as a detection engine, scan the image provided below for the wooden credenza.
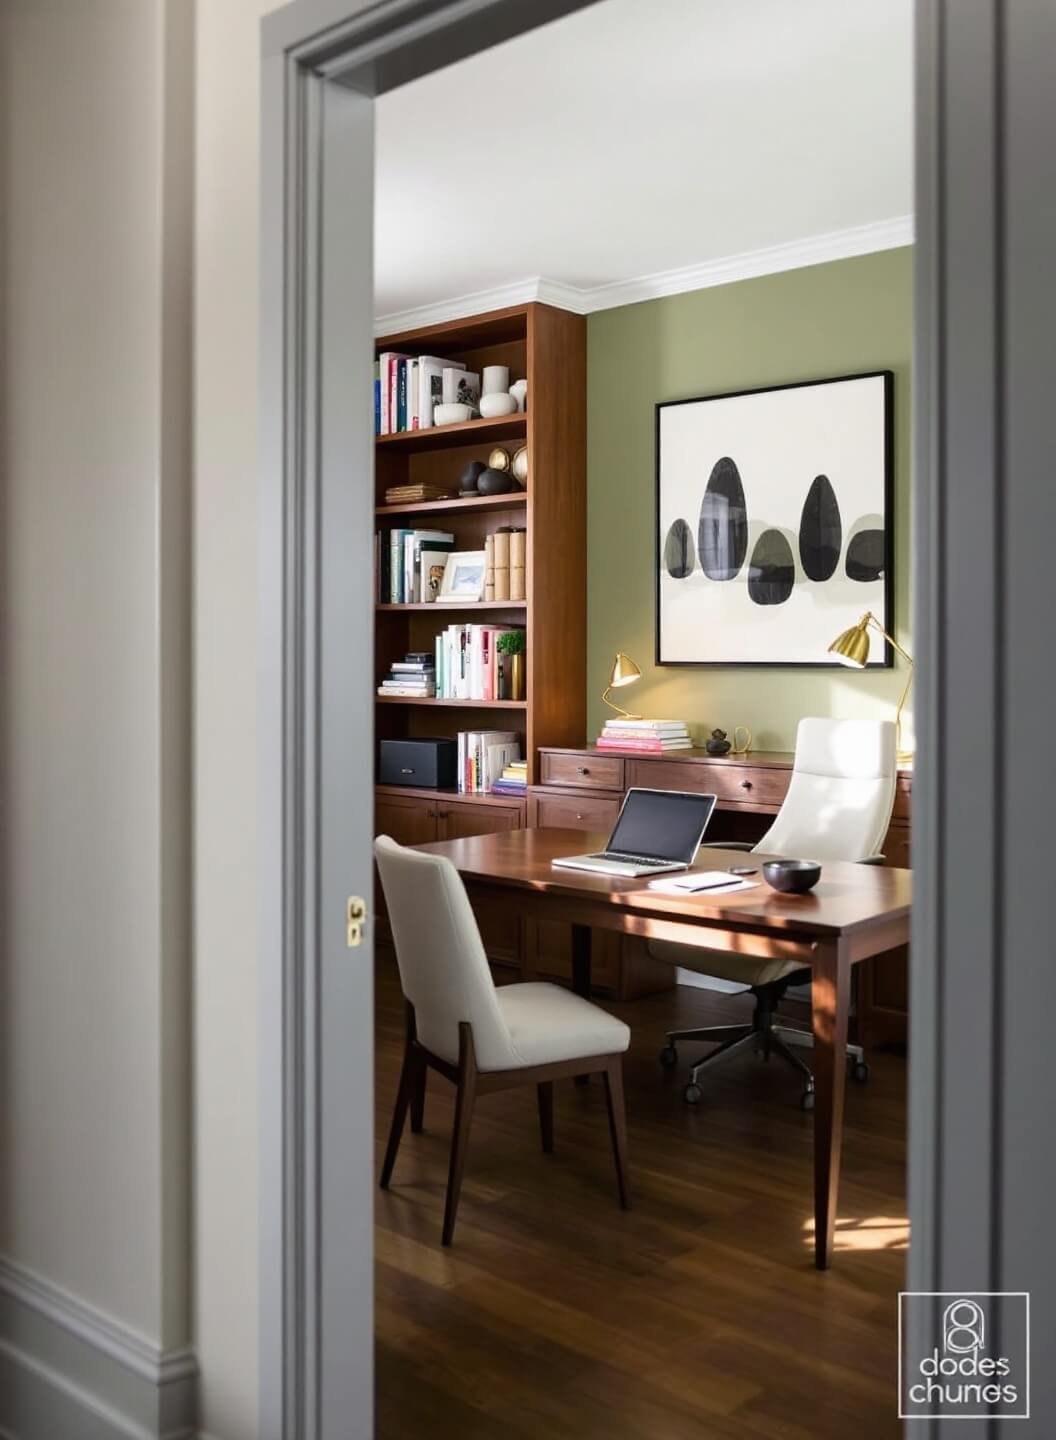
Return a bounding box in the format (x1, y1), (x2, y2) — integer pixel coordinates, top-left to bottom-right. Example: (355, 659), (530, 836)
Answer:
(376, 745), (911, 1045)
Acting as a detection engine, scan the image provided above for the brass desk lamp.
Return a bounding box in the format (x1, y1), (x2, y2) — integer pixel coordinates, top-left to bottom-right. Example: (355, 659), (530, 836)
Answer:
(602, 651), (642, 719)
(828, 612), (914, 762)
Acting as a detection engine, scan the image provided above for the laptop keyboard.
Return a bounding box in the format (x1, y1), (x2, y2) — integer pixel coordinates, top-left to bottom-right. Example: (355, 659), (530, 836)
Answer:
(598, 853), (665, 866)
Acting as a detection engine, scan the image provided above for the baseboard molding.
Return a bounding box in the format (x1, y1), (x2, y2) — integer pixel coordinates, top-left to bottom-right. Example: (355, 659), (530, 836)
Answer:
(374, 214), (914, 334)
(0, 1258), (196, 1440)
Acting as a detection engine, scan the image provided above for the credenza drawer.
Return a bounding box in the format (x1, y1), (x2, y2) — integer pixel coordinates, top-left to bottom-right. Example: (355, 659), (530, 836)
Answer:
(539, 750), (625, 792)
(529, 789), (622, 832)
(626, 758), (789, 809)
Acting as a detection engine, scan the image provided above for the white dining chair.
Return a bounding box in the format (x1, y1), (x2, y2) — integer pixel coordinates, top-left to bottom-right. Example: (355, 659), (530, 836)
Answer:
(375, 835), (632, 1244)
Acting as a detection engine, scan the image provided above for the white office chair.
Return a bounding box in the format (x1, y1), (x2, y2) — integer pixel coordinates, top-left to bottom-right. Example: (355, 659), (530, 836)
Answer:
(375, 835), (631, 1245)
(654, 717), (898, 1109)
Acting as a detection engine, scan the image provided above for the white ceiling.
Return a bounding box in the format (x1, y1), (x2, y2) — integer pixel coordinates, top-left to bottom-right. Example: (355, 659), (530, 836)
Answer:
(374, 0), (913, 328)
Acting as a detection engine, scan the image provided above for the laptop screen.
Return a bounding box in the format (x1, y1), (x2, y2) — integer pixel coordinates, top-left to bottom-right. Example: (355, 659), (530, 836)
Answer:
(607, 788), (717, 863)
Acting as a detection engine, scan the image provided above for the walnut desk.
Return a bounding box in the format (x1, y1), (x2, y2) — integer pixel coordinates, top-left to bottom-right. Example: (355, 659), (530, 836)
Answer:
(415, 825), (912, 1270)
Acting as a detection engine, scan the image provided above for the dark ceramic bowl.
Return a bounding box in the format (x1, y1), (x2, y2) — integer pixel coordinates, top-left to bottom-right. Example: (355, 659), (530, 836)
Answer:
(476, 466), (516, 496)
(762, 859), (822, 894)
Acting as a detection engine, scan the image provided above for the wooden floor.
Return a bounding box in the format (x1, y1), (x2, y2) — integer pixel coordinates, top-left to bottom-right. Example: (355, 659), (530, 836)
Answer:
(375, 954), (907, 1439)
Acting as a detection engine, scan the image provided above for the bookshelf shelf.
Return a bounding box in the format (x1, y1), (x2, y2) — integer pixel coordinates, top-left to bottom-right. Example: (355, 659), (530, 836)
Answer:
(376, 412), (525, 453)
(377, 600), (527, 613)
(376, 491), (527, 518)
(375, 695), (528, 709)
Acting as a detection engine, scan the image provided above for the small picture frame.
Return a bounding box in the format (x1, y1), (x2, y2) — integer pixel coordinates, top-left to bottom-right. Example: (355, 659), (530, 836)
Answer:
(437, 550), (486, 603)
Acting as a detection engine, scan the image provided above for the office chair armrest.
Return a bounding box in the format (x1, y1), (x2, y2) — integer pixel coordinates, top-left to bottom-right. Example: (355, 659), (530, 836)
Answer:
(701, 840), (754, 852)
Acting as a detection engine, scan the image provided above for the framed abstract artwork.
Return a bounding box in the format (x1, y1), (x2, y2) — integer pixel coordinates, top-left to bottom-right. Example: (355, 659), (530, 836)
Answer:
(655, 371), (893, 667)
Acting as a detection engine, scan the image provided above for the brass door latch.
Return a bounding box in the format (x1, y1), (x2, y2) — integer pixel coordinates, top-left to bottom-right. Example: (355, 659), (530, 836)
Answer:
(346, 896), (367, 948)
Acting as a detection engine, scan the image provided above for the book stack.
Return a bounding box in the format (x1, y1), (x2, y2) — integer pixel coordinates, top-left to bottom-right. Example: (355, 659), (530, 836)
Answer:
(375, 353), (480, 434)
(595, 719), (693, 753)
(377, 652), (435, 699)
(435, 625), (524, 701)
(489, 758), (527, 797)
(457, 732), (520, 795)
(383, 482), (454, 506)
(376, 528), (456, 604)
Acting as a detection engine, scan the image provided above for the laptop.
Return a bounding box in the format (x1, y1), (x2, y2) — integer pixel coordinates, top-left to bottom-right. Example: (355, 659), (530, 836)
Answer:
(552, 787), (717, 878)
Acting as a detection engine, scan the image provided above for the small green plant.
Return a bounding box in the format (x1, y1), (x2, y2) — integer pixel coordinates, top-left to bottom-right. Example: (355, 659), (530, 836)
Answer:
(496, 629), (526, 656)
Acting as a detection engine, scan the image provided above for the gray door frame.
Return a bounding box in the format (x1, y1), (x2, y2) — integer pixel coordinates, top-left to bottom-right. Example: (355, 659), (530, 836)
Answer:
(260, 1), (1056, 1436)
(908, 2), (1056, 1435)
(257, 5), (600, 1436)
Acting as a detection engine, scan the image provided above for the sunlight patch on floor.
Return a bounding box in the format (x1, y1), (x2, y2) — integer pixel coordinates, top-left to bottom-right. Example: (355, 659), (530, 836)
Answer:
(803, 1215), (910, 1252)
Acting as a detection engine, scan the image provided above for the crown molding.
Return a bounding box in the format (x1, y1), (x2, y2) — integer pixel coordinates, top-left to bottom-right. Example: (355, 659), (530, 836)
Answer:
(374, 214), (914, 334)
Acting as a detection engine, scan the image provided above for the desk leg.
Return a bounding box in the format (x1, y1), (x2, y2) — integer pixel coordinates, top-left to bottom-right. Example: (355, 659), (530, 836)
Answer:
(571, 924), (592, 1086)
(812, 938), (850, 1270)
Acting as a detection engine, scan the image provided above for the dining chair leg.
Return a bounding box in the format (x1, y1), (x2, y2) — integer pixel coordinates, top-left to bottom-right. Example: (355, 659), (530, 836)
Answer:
(537, 1081), (554, 1154)
(442, 1022), (478, 1246)
(602, 1057), (631, 1210)
(410, 1057), (426, 1134)
(380, 1034), (416, 1190)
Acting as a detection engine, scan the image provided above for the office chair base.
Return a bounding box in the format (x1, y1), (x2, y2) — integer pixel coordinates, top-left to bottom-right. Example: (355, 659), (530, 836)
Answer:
(662, 1020), (867, 1105)
(771, 1022), (865, 1066)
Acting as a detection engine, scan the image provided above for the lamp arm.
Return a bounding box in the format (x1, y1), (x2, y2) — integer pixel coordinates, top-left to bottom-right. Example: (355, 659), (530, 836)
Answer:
(864, 614), (914, 760)
(864, 613), (914, 670)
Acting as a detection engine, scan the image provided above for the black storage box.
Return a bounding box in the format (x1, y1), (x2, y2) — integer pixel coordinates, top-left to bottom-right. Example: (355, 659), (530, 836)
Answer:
(379, 736), (458, 789)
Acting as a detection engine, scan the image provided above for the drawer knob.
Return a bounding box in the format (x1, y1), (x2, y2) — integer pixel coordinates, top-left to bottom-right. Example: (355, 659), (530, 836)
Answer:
(577, 766), (590, 775)
(576, 813), (584, 821)
(741, 780), (753, 791)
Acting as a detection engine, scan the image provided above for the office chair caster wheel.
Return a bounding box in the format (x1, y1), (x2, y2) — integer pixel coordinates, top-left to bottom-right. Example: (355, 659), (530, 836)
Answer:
(852, 1060), (870, 1083)
(683, 1082), (703, 1106)
(659, 1043), (678, 1069)
(800, 1087), (816, 1112)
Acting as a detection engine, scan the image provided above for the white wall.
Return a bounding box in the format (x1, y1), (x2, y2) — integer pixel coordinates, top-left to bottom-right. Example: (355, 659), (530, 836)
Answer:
(193, 2), (279, 1435)
(0, 0), (192, 1356)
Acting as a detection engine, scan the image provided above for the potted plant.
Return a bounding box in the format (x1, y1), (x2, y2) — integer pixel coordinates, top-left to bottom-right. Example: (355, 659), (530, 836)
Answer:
(496, 629), (526, 701)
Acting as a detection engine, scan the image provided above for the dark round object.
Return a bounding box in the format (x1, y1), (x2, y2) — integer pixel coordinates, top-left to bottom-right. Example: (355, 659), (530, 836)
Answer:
(852, 1060), (871, 1084)
(705, 739), (731, 755)
(459, 459), (486, 494)
(683, 1082), (703, 1106)
(476, 466), (516, 496)
(800, 1087), (816, 1112)
(762, 858), (822, 894)
(658, 1043), (678, 1070)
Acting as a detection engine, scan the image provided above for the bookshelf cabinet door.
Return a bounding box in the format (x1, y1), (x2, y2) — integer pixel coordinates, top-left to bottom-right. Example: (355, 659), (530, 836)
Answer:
(434, 799), (523, 840)
(436, 800), (524, 969)
(375, 792), (438, 847)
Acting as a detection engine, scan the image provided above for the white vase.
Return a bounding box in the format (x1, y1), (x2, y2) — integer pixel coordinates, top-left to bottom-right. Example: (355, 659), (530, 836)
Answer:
(509, 379), (528, 412)
(479, 392), (518, 419)
(482, 365), (510, 396)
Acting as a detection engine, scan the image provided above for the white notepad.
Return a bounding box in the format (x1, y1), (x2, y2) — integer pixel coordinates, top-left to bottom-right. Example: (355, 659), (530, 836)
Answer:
(647, 871), (759, 897)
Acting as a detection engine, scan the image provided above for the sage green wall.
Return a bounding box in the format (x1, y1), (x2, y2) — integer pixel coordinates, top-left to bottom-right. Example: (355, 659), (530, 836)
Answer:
(586, 247), (913, 752)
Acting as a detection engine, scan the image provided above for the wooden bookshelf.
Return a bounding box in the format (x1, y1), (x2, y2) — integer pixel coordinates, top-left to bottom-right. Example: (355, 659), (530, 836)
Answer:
(374, 301), (586, 806)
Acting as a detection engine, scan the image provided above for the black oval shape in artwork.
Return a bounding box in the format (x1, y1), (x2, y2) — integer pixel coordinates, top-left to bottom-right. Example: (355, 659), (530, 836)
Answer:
(698, 457), (748, 580)
(663, 518), (696, 578)
(747, 529), (796, 606)
(799, 474), (842, 581)
(845, 529), (886, 582)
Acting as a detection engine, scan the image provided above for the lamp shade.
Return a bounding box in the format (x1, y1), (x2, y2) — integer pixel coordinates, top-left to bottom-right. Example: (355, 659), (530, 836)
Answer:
(608, 652), (642, 689)
(828, 617), (871, 669)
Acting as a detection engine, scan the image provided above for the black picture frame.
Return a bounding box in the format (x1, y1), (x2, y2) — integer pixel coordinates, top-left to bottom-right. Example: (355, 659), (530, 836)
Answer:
(654, 370), (894, 669)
